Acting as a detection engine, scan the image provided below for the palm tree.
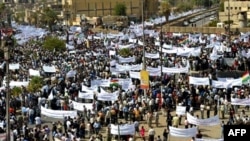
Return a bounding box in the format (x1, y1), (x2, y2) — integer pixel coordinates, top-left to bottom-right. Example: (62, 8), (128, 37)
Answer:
(27, 76), (43, 93)
(40, 7), (58, 31)
(160, 0), (171, 22)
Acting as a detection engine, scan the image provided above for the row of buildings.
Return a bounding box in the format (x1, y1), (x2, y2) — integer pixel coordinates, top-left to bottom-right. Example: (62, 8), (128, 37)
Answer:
(1, 0), (159, 25)
(219, 0), (250, 28)
(1, 0), (250, 28)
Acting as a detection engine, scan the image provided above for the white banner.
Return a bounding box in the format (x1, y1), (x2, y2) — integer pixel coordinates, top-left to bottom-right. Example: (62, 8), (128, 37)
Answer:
(115, 64), (142, 71)
(162, 66), (189, 74)
(145, 52), (160, 59)
(97, 89), (119, 101)
(91, 79), (110, 87)
(231, 98), (250, 106)
(9, 81), (29, 87)
(169, 126), (197, 137)
(187, 113), (220, 126)
(212, 78), (242, 88)
(43, 65), (56, 73)
(41, 106), (77, 119)
(118, 56), (135, 63)
(129, 71), (140, 79)
(78, 91), (94, 99)
(111, 124), (135, 135)
(9, 63), (20, 70)
(189, 77), (210, 85)
(176, 106), (186, 115)
(195, 139), (223, 141)
(71, 101), (93, 111)
(29, 69), (40, 76)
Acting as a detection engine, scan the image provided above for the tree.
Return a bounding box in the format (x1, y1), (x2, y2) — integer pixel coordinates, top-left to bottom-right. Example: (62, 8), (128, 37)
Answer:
(14, 11), (25, 24)
(11, 86), (22, 97)
(118, 48), (132, 57)
(27, 76), (43, 93)
(114, 3), (127, 16)
(219, 1), (224, 12)
(175, 2), (193, 13)
(159, 0), (171, 21)
(43, 36), (66, 52)
(40, 7), (58, 31)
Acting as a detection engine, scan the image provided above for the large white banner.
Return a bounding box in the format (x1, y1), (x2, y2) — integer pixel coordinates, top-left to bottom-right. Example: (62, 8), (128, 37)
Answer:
(111, 124), (135, 135)
(169, 126), (197, 137)
(129, 71), (140, 79)
(145, 52), (160, 59)
(176, 106), (186, 115)
(118, 56), (135, 63)
(43, 65), (56, 73)
(231, 98), (250, 106)
(97, 89), (119, 101)
(29, 69), (40, 76)
(78, 91), (94, 99)
(41, 106), (77, 119)
(195, 139), (223, 141)
(189, 77), (210, 85)
(162, 66), (189, 74)
(187, 113), (220, 126)
(115, 63), (142, 71)
(71, 101), (93, 111)
(9, 81), (29, 87)
(91, 79), (110, 87)
(9, 63), (20, 70)
(212, 78), (242, 88)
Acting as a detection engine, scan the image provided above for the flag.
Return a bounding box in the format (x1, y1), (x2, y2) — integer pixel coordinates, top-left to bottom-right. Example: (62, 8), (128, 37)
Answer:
(242, 71), (250, 83)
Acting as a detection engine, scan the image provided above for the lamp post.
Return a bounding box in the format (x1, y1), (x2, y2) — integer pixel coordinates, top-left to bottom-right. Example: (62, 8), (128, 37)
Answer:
(3, 35), (12, 141)
(227, 0), (231, 45)
(160, 14), (163, 97)
(141, 0), (147, 98)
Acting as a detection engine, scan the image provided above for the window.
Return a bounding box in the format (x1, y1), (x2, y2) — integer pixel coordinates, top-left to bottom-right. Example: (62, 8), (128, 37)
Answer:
(239, 7), (241, 10)
(226, 7), (229, 10)
(235, 7), (237, 10)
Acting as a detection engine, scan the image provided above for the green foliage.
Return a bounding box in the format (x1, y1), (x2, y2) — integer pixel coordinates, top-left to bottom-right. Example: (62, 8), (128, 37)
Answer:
(27, 76), (43, 93)
(224, 20), (233, 25)
(208, 20), (219, 27)
(160, 0), (171, 21)
(219, 2), (224, 12)
(114, 3), (127, 16)
(0, 3), (5, 15)
(11, 86), (22, 97)
(175, 2), (193, 13)
(40, 7), (58, 31)
(43, 36), (66, 52)
(118, 48), (132, 57)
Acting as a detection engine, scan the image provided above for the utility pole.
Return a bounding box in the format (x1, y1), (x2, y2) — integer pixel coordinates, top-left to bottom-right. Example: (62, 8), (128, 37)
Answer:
(160, 15), (163, 97)
(228, 0), (231, 45)
(3, 35), (13, 141)
(142, 0), (147, 98)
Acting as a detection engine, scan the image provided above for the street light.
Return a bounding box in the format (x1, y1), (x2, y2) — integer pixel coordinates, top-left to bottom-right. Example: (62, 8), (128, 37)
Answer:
(227, 0), (231, 45)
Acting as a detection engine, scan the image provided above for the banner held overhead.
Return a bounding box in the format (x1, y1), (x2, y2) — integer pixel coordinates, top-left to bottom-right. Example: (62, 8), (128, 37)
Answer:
(140, 70), (149, 89)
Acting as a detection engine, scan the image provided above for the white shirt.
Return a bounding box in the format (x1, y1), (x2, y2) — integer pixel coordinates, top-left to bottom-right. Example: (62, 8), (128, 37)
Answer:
(35, 116), (41, 125)
(66, 120), (71, 128)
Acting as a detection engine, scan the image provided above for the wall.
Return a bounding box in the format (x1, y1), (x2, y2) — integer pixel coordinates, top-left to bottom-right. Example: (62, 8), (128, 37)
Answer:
(162, 26), (250, 34)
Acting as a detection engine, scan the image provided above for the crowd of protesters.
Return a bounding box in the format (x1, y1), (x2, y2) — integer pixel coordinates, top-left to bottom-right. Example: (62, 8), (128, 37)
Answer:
(0, 20), (249, 141)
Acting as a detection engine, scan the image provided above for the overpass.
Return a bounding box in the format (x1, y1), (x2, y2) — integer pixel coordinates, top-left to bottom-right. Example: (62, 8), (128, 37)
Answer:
(168, 7), (218, 26)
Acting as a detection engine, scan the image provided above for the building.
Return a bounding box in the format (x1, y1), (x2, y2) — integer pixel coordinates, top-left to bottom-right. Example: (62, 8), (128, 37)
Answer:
(219, 0), (250, 28)
(61, 0), (158, 25)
